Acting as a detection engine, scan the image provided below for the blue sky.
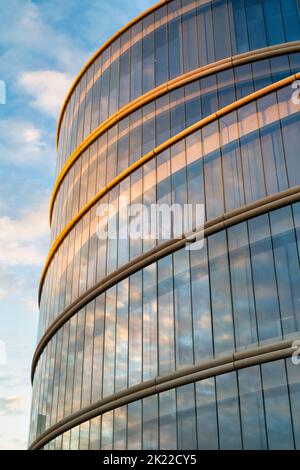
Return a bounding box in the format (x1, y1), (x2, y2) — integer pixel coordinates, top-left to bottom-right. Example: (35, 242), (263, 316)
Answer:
(0, 0), (155, 449)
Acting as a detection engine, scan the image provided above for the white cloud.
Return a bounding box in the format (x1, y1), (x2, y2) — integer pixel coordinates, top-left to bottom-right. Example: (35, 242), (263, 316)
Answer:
(23, 127), (42, 145)
(0, 0), (84, 81)
(23, 297), (39, 316)
(19, 70), (72, 119)
(0, 118), (52, 166)
(0, 287), (7, 300)
(0, 198), (49, 267)
(0, 395), (25, 414)
(0, 440), (26, 451)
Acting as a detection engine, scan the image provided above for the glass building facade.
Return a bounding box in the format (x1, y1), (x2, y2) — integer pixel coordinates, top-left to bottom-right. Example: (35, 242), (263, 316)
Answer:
(29, 0), (300, 450)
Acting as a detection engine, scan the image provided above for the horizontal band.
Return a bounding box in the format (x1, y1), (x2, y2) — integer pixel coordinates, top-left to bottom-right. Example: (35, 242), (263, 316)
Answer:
(29, 338), (299, 450)
(52, 41), (300, 222)
(56, 0), (171, 147)
(40, 73), (300, 304)
(32, 185), (300, 383)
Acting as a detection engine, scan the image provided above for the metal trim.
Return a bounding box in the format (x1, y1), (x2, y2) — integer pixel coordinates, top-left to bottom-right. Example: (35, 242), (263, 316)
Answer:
(40, 73), (300, 302)
(29, 339), (298, 450)
(32, 185), (300, 381)
(52, 42), (300, 221)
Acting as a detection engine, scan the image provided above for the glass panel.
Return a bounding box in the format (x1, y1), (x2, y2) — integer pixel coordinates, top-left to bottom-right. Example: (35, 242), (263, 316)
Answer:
(245, 0), (267, 50)
(216, 371), (242, 449)
(156, 95), (170, 145)
(185, 81), (201, 128)
(176, 383), (197, 449)
(168, 0), (181, 79)
(286, 359), (300, 449)
(217, 69), (235, 109)
(72, 307), (85, 412)
(203, 122), (223, 220)
(270, 207), (300, 337)
(155, 7), (169, 85)
(212, 0), (231, 60)
(230, 0), (249, 54)
(196, 378), (218, 450)
(109, 40), (120, 116)
(278, 87), (300, 188)
(271, 55), (291, 83)
(170, 88), (185, 136)
(102, 287), (116, 397)
(142, 16), (155, 94)
(196, 0), (214, 66)
(208, 231), (234, 356)
(238, 103), (266, 203)
(280, 0), (300, 42)
(182, 5), (198, 73)
(127, 402), (142, 450)
(262, 0), (285, 45)
(99, 48), (110, 123)
(158, 255), (175, 374)
(79, 421), (90, 450)
(129, 109), (142, 165)
(238, 366), (267, 449)
(190, 241), (213, 363)
(130, 22), (142, 101)
(91, 57), (101, 131)
(248, 214), (282, 343)
(173, 249), (193, 367)
(113, 406), (127, 450)
(220, 112), (245, 212)
(201, 75), (218, 118)
(228, 222), (257, 350)
(70, 426), (79, 450)
(92, 296), (105, 402)
(101, 411), (113, 450)
(128, 271), (142, 386)
(234, 64), (254, 100)
(90, 416), (101, 450)
(115, 279), (129, 392)
(143, 395), (159, 450)
(257, 93), (288, 195)
(261, 360), (294, 449)
(159, 390), (177, 449)
(252, 59), (272, 91)
(119, 33), (130, 109)
(81, 302), (94, 407)
(142, 102), (155, 154)
(143, 264), (158, 381)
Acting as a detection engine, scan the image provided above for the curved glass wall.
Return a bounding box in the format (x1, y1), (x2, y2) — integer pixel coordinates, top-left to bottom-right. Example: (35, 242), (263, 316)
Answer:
(39, 84), (300, 340)
(30, 202), (300, 445)
(51, 51), (300, 242)
(42, 358), (300, 450)
(31, 0), (300, 451)
(57, 0), (300, 168)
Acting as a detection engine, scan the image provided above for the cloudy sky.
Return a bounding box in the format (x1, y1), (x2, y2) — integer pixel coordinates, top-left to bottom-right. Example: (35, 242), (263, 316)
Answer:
(0, 0), (155, 449)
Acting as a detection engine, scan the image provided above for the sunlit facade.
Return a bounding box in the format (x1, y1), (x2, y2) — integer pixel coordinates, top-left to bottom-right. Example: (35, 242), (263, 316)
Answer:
(29, 0), (300, 450)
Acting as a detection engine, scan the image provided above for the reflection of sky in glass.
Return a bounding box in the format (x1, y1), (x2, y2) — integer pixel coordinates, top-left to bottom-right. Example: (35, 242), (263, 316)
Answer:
(32, 202), (300, 444)
(40, 90), (300, 343)
(44, 359), (300, 449)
